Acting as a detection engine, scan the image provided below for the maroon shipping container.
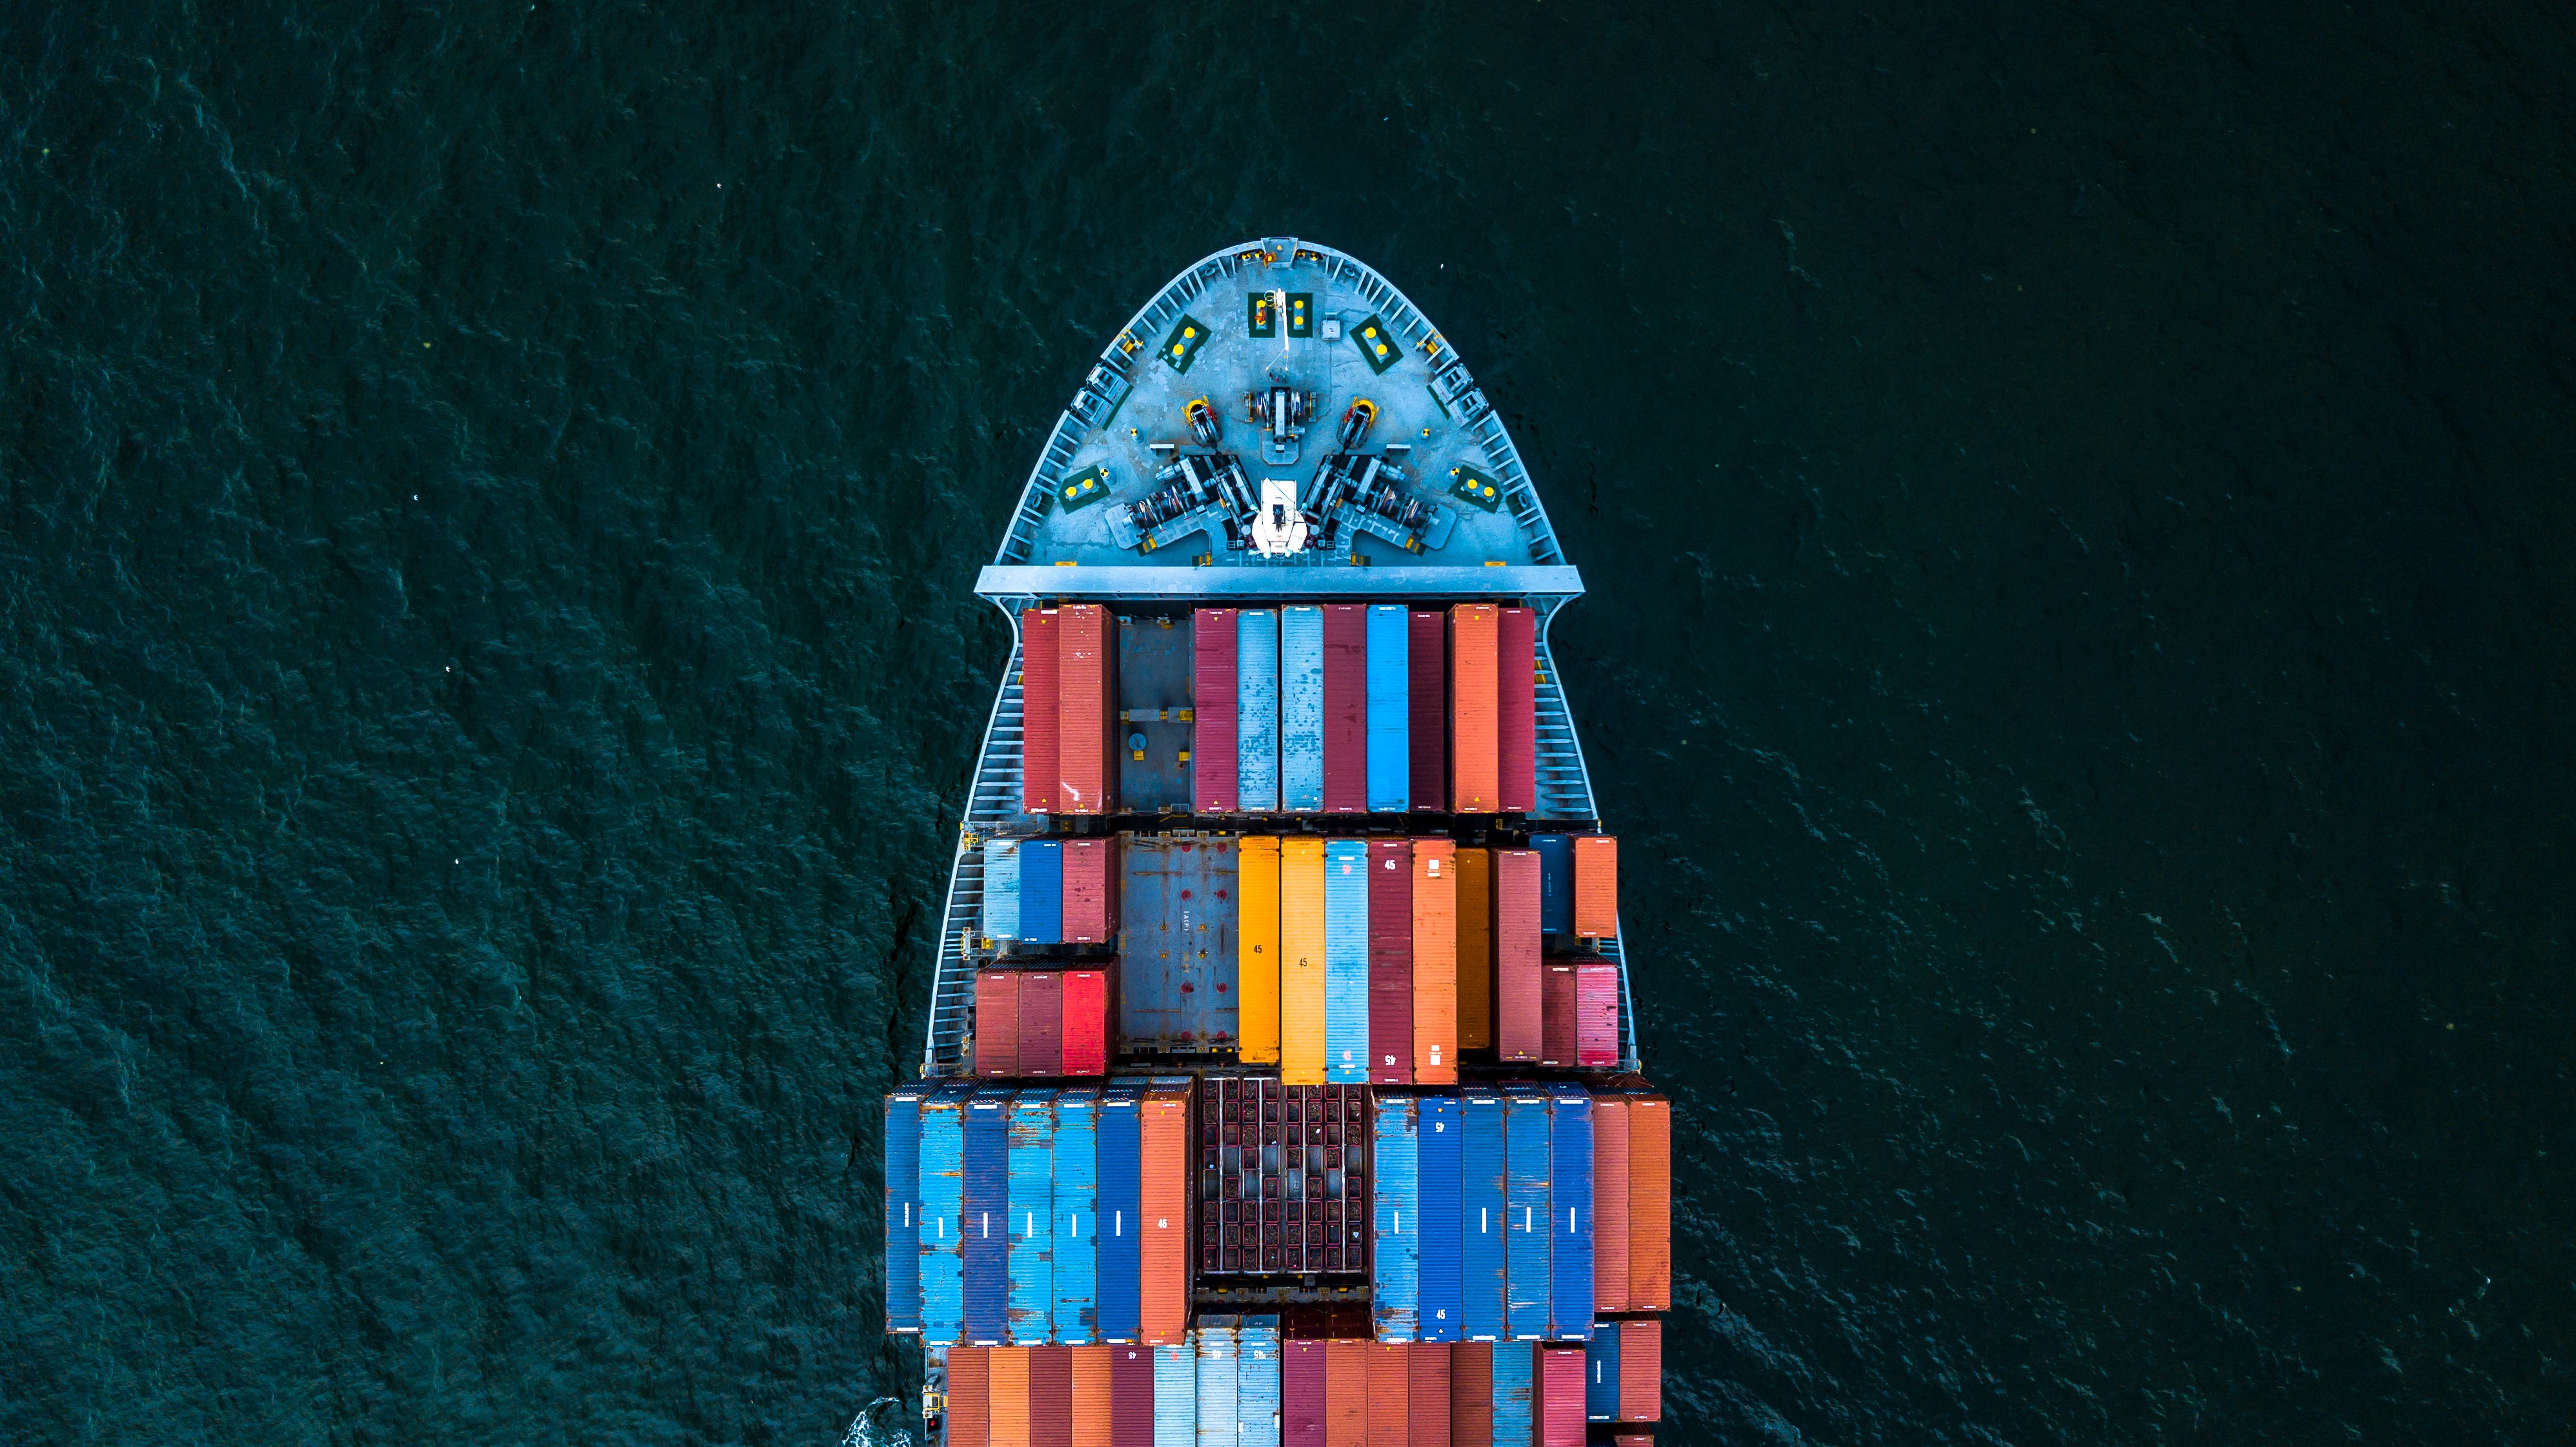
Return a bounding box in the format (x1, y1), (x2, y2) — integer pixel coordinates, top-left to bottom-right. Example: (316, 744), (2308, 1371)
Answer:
(1408, 610), (1447, 809)
(1411, 1342), (1453, 1447)
(1322, 604), (1369, 813)
(1063, 837), (1118, 944)
(1111, 1344), (1154, 1447)
(1574, 959), (1618, 1068)
(1498, 607), (1536, 813)
(1449, 1342), (1493, 1447)
(1062, 967), (1110, 1076)
(1194, 608), (1240, 813)
(1283, 1340), (1325, 1447)
(1538, 1343), (1585, 1446)
(1058, 604), (1116, 815)
(1492, 851), (1544, 1062)
(1592, 1094), (1630, 1314)
(1368, 839), (1414, 1084)
(1539, 963), (1576, 1068)
(1030, 1344), (1072, 1447)
(976, 969), (1021, 1077)
(1617, 1319), (1662, 1422)
(1021, 969), (1065, 1076)
(1021, 609), (1060, 814)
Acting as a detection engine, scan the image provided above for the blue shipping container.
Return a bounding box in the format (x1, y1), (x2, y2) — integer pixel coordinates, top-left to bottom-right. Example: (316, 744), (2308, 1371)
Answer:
(1196, 1317), (1239, 1447)
(983, 838), (1021, 940)
(1549, 1084), (1595, 1340)
(1462, 1086), (1509, 1342)
(1237, 610), (1280, 812)
(1238, 1314), (1282, 1447)
(1154, 1340), (1198, 1447)
(1492, 1340), (1537, 1446)
(1505, 1087), (1553, 1341)
(961, 1086), (1012, 1344)
(1054, 1088), (1099, 1343)
(1021, 839), (1064, 944)
(1419, 1091), (1464, 1342)
(1530, 833), (1575, 936)
(1365, 604), (1410, 811)
(1280, 606), (1324, 811)
(919, 1084), (967, 1343)
(884, 1084), (925, 1332)
(1373, 1094), (1421, 1340)
(1323, 840), (1370, 1082)
(1097, 1083), (1143, 1342)
(1586, 1320), (1623, 1422)
(1007, 1091), (1054, 1342)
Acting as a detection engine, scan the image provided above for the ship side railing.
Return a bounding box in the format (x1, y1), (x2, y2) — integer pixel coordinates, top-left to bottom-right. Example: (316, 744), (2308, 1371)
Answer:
(921, 635), (1031, 1077)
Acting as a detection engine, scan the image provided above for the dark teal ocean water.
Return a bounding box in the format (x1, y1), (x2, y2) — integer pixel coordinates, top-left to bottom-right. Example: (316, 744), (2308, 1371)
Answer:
(6, 4), (2571, 1442)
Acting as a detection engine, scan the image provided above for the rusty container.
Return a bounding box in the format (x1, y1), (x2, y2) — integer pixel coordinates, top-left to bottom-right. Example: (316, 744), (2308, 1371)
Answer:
(1538, 964), (1576, 1069)
(1454, 849), (1492, 1050)
(947, 1345), (992, 1447)
(1573, 836), (1617, 940)
(1411, 1342), (1453, 1447)
(1367, 1341), (1412, 1447)
(1498, 607), (1536, 814)
(1492, 851), (1543, 1062)
(1617, 1319), (1662, 1422)
(1029, 1344), (1071, 1447)
(1063, 836), (1118, 944)
(1446, 605), (1499, 811)
(988, 1344), (1031, 1447)
(1447, 1341), (1493, 1447)
(1589, 1095), (1631, 1315)
(1057, 603), (1116, 815)
(1411, 840), (1459, 1083)
(1061, 967), (1110, 1077)
(1408, 609), (1447, 810)
(1194, 608), (1240, 813)
(1322, 604), (1369, 813)
(1138, 1080), (1192, 1343)
(1022, 609), (1060, 814)
(1368, 838), (1414, 1084)
(1573, 960), (1618, 1069)
(976, 970), (1021, 1078)
(1021, 969), (1065, 1077)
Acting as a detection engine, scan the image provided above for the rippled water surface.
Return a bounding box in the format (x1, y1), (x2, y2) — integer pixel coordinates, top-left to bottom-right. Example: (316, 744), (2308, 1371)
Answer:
(6, 3), (2572, 1442)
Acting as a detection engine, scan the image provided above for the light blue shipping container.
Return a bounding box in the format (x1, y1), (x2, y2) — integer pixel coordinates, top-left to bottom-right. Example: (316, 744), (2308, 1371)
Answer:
(1237, 1314), (1282, 1447)
(1549, 1084), (1595, 1341)
(1007, 1090), (1054, 1343)
(1418, 1091), (1464, 1342)
(1372, 1093), (1420, 1340)
(1053, 1088), (1099, 1343)
(1491, 1339), (1538, 1446)
(1020, 838), (1063, 944)
(1323, 840), (1370, 1082)
(1529, 833), (1575, 935)
(1461, 1085), (1509, 1342)
(983, 838), (1021, 940)
(1365, 604), (1410, 811)
(1505, 1087), (1553, 1341)
(918, 1084), (967, 1344)
(1280, 606), (1324, 811)
(1097, 1082), (1143, 1342)
(1237, 610), (1280, 811)
(884, 1084), (925, 1332)
(1196, 1317), (1240, 1447)
(1154, 1340), (1199, 1447)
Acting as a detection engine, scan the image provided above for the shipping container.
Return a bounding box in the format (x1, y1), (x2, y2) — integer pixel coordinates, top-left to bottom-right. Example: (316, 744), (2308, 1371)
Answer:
(1023, 840), (1065, 945)
(1589, 1095), (1629, 1315)
(886, 1084), (927, 1332)
(1488, 1342), (1535, 1447)
(1240, 1316), (1283, 1447)
(1411, 1342), (1453, 1447)
(1059, 604), (1116, 815)
(1367, 1342), (1410, 1447)
(1196, 1317), (1239, 1447)
(1583, 1322), (1619, 1424)
(1282, 1340), (1323, 1447)
(992, 1339), (1032, 1447)
(1238, 611), (1282, 812)
(1615, 1319), (1660, 1422)
(1367, 838), (1413, 1084)
(1024, 609), (1061, 814)
(1373, 1094), (1420, 1341)
(1407, 611), (1447, 811)
(1140, 1080), (1194, 1344)
(1323, 841), (1370, 1084)
(1365, 605), (1411, 811)
(1065, 837), (1119, 944)
(1492, 851), (1542, 1063)
(1449, 1342), (1493, 1447)
(1280, 607), (1325, 812)
(923, 1086), (968, 1344)
(1025, 969), (1067, 1077)
(1460, 1085), (1507, 1343)
(1547, 1087), (1593, 1341)
(1324, 1340), (1367, 1447)
(1536, 1345), (1583, 1447)
(1624, 1086), (1671, 1312)
(979, 970), (1023, 1078)
(1033, 1344), (1074, 1447)
(1320, 605), (1367, 813)
(1454, 849), (1493, 1051)
(987, 838), (1024, 940)
(1572, 836), (1617, 940)
(1112, 1344), (1155, 1447)
(1055, 1090), (1100, 1344)
(1504, 1088), (1551, 1342)
(1411, 840), (1459, 1083)
(1278, 838), (1328, 1085)
(1065, 968), (1111, 1077)
(1098, 1085), (1143, 1342)
(1538, 964), (1575, 1070)
(1154, 1342), (1198, 1447)
(1447, 605), (1500, 811)
(1497, 608), (1536, 815)
(1527, 835), (1574, 937)
(1120, 837), (1238, 1051)
(1074, 1345), (1114, 1447)
(1573, 962), (1616, 1069)
(1237, 836), (1282, 1064)
(1418, 1093), (1464, 1342)
(950, 1346), (992, 1447)
(1194, 609), (1241, 813)
(1009, 1092), (1056, 1344)
(965, 1087), (1013, 1344)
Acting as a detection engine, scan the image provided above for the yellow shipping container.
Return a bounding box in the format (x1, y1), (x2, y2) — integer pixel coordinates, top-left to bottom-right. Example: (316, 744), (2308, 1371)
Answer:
(1455, 846), (1493, 1049)
(1237, 836), (1281, 1063)
(1278, 836), (1328, 1084)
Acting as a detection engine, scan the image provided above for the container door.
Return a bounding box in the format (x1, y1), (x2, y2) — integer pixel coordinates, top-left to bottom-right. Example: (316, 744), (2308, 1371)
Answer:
(1237, 610), (1281, 812)
(1280, 607), (1325, 811)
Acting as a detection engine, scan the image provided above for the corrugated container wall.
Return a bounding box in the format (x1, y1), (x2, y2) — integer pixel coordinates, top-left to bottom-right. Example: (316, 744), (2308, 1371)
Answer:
(1239, 1316), (1283, 1447)
(1021, 841), (1065, 945)
(1054, 1091), (1100, 1344)
(1365, 605), (1411, 811)
(1064, 968), (1111, 1077)
(1096, 1085), (1142, 1343)
(1073, 1345), (1113, 1447)
(1616, 1319), (1662, 1422)
(1460, 1086), (1507, 1344)
(949, 1346), (992, 1447)
(1058, 604), (1116, 815)
(1492, 851), (1543, 1063)
(1023, 969), (1065, 1077)
(1154, 1342), (1197, 1447)
(1372, 1094), (1420, 1341)
(1278, 838), (1328, 1085)
(990, 1344), (1031, 1445)
(1547, 1086), (1594, 1340)
(885, 1085), (925, 1332)
(1573, 836), (1618, 940)
(1411, 840), (1458, 1083)
(1418, 1092), (1464, 1342)
(1589, 1094), (1629, 1315)
(1238, 837), (1282, 1065)
(1140, 1081), (1194, 1344)
(1323, 841), (1371, 1084)
(1367, 1343), (1410, 1447)
(1410, 1342), (1453, 1447)
(978, 971), (1022, 1078)
(1194, 609), (1240, 813)
(1407, 610), (1447, 811)
(1324, 1340), (1367, 1447)
(1023, 609), (1060, 814)
(1504, 1088), (1551, 1342)
(1196, 1318), (1238, 1447)
(1573, 962), (1617, 1068)
(1528, 835), (1574, 937)
(1497, 607), (1536, 814)
(1032, 1344), (1073, 1447)
(1449, 1342), (1493, 1447)
(922, 1087), (967, 1343)
(1367, 839), (1413, 1084)
(1282, 1340), (1322, 1447)
(1321, 605), (1368, 813)
(1489, 1342), (1535, 1447)
(1065, 838), (1118, 945)
(965, 1090), (1013, 1342)
(1583, 1319), (1620, 1424)
(1447, 605), (1499, 811)
(986, 838), (1023, 940)
(1454, 849), (1493, 1051)
(1538, 964), (1575, 1069)
(1626, 1088), (1672, 1312)
(1008, 1092), (1054, 1343)
(1112, 1344), (1154, 1447)
(1280, 607), (1325, 812)
(1237, 611), (1282, 813)
(1537, 1344), (1584, 1446)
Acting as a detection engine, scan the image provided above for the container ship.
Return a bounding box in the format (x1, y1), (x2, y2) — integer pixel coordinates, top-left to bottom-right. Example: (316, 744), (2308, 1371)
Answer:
(881, 240), (1671, 1446)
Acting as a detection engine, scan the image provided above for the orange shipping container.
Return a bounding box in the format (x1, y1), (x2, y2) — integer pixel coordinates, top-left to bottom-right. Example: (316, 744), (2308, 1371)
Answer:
(1618, 1319), (1662, 1422)
(1449, 1341), (1493, 1447)
(1325, 1338), (1368, 1447)
(1573, 835), (1617, 939)
(1238, 836), (1282, 1064)
(988, 1344), (1031, 1447)
(947, 1346), (991, 1447)
(1057, 604), (1115, 815)
(1279, 837), (1329, 1085)
(1410, 1342), (1453, 1447)
(1021, 611), (1059, 815)
(1591, 1094), (1631, 1313)
(1139, 1081), (1193, 1342)
(1628, 1088), (1673, 1311)
(1367, 1342), (1412, 1447)
(1447, 605), (1499, 811)
(1070, 1344), (1112, 1447)
(1412, 839), (1459, 1082)
(1454, 848), (1493, 1050)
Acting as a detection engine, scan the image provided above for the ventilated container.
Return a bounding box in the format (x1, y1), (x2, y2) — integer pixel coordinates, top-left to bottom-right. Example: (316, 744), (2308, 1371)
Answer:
(1446, 605), (1499, 811)
(1491, 851), (1542, 1063)
(1323, 841), (1371, 1084)
(1023, 609), (1060, 814)
(1280, 607), (1325, 812)
(1497, 607), (1536, 815)
(1365, 605), (1411, 811)
(1407, 610), (1447, 810)
(1278, 838), (1328, 1085)
(1237, 610), (1282, 812)
(1453, 849), (1492, 1051)
(1194, 609), (1240, 813)
(1367, 838), (1413, 1084)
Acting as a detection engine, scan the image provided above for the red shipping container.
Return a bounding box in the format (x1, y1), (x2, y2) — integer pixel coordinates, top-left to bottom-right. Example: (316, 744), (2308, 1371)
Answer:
(1575, 960), (1618, 1068)
(1408, 610), (1447, 809)
(1367, 1342), (1411, 1447)
(1539, 964), (1576, 1068)
(1591, 1095), (1631, 1315)
(1058, 604), (1115, 815)
(1030, 1344), (1072, 1447)
(1020, 969), (1064, 1076)
(1449, 1342), (1492, 1447)
(1021, 610), (1060, 814)
(1498, 607), (1536, 813)
(976, 970), (1021, 1077)
(1447, 606), (1499, 811)
(1492, 851), (1543, 1062)
(1061, 967), (1110, 1076)
(1617, 1319), (1662, 1422)
(1322, 605), (1369, 813)
(1573, 835), (1618, 939)
(1410, 1342), (1453, 1447)
(1538, 1344), (1585, 1446)
(1194, 609), (1240, 813)
(1325, 1339), (1367, 1447)
(1283, 1339), (1325, 1447)
(1628, 1088), (1672, 1311)
(1063, 837), (1118, 943)
(1368, 839), (1414, 1084)
(1110, 1345), (1154, 1447)
(947, 1346), (991, 1447)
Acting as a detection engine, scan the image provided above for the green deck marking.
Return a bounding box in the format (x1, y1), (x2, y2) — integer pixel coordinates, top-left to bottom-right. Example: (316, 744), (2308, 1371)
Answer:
(1056, 465), (1112, 512)
(1160, 314), (1211, 374)
(1286, 292), (1315, 338)
(1450, 465), (1505, 512)
(1246, 292), (1276, 338)
(1351, 314), (1399, 374)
